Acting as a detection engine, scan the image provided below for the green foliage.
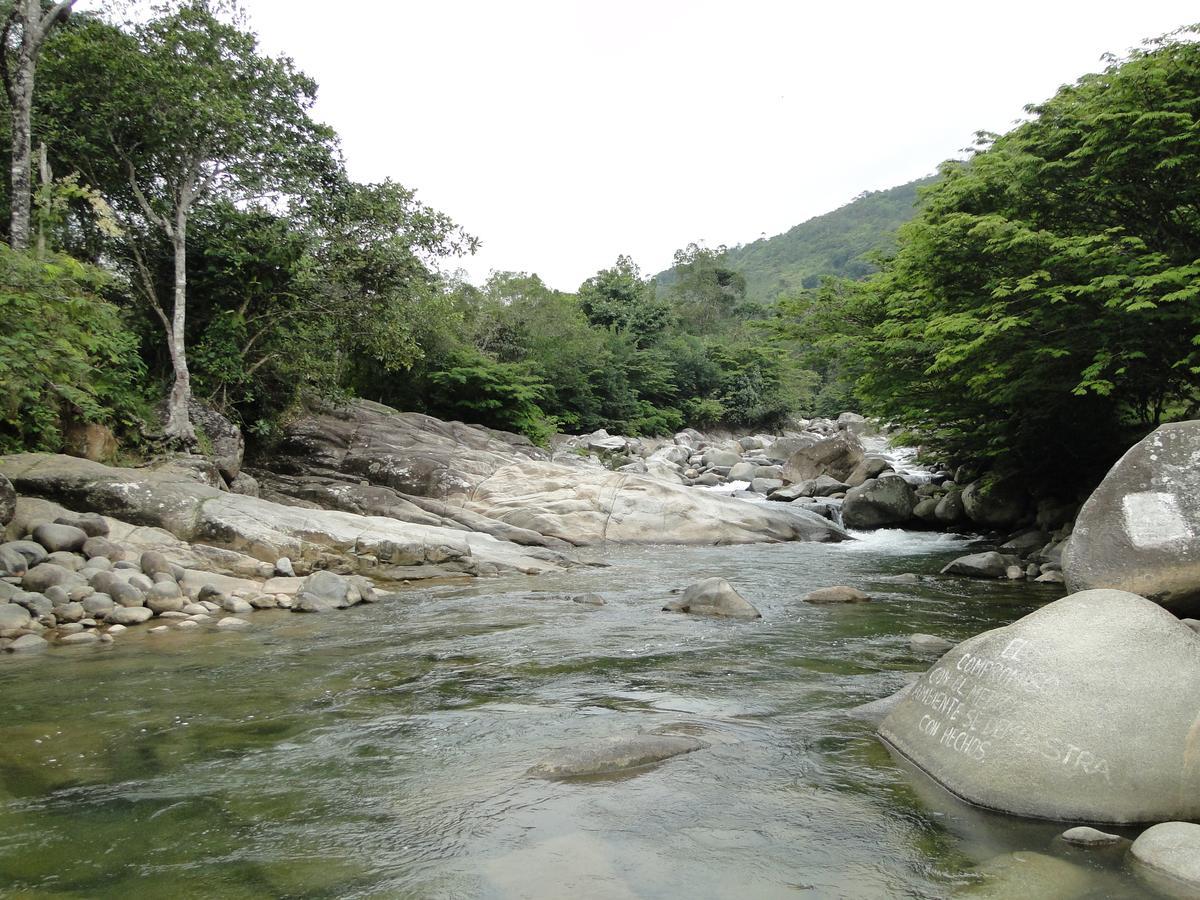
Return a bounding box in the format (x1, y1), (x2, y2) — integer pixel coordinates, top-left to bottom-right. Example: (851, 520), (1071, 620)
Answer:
(0, 245), (144, 452)
(658, 179), (934, 303)
(808, 28), (1200, 491)
(427, 348), (555, 444)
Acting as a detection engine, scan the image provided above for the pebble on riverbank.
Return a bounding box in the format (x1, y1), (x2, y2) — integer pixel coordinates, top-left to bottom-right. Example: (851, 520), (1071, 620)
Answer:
(1, 492), (379, 653)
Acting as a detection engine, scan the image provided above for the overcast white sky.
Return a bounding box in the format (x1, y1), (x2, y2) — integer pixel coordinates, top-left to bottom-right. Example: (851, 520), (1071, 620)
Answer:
(237, 1), (1197, 291)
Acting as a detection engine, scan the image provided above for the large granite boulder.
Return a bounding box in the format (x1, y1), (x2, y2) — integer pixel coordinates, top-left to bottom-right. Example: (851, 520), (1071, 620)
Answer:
(1065, 421), (1200, 613)
(0, 454), (568, 580)
(962, 479), (1028, 530)
(782, 432), (864, 484)
(842, 475), (916, 529)
(879, 589), (1200, 824)
(1130, 821), (1200, 893)
(188, 400), (244, 482)
(270, 400), (547, 498)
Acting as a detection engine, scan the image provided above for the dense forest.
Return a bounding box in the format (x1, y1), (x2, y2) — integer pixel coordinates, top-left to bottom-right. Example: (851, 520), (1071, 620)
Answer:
(1, 1), (1198, 501)
(657, 177), (935, 303)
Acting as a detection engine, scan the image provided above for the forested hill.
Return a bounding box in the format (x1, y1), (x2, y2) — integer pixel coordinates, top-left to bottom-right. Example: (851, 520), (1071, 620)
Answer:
(668, 176), (935, 302)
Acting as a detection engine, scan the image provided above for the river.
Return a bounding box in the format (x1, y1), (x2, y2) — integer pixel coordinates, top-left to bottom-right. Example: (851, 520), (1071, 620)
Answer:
(0, 530), (1161, 898)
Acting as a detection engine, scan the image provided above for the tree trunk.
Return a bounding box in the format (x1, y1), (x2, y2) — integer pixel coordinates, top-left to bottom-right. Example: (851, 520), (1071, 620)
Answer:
(7, 20), (34, 251)
(163, 213), (196, 445)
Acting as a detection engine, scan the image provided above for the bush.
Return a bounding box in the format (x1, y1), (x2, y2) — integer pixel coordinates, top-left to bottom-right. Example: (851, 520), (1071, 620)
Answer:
(0, 247), (145, 452)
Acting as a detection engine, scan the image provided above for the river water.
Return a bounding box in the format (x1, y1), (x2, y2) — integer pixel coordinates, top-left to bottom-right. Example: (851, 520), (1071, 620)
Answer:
(0, 531), (1163, 898)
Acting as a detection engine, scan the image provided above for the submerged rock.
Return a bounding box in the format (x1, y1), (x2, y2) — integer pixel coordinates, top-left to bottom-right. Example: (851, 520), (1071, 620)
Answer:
(663, 578), (761, 619)
(1065, 420), (1200, 613)
(1059, 826), (1122, 847)
(879, 589), (1200, 824)
(803, 586), (871, 604)
(847, 682), (914, 725)
(940, 551), (1013, 579)
(529, 732), (706, 778)
(909, 633), (954, 653)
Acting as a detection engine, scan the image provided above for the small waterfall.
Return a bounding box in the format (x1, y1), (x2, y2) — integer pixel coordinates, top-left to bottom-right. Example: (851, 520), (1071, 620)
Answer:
(859, 434), (936, 484)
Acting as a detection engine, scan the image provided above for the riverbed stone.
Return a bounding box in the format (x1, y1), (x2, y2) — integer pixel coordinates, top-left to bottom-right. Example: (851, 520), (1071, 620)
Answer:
(108, 582), (144, 608)
(842, 475), (916, 529)
(847, 682), (914, 725)
(4, 540), (47, 567)
(962, 480), (1028, 530)
(21, 563), (76, 593)
(6, 633), (47, 652)
(59, 631), (99, 646)
(220, 595), (253, 614)
(570, 593), (606, 606)
(0, 603), (31, 633)
(32, 523), (88, 553)
(107, 606), (153, 626)
(45, 551), (84, 571)
(782, 432), (864, 484)
(1129, 821), (1200, 892)
(53, 512), (108, 537)
(845, 457), (893, 488)
(940, 551), (1013, 579)
(1064, 421), (1200, 613)
(216, 616), (249, 629)
(933, 489), (966, 525)
(82, 594), (114, 616)
(0, 544), (27, 577)
(804, 586), (871, 604)
(0, 474), (14, 527)
(879, 589), (1200, 823)
(528, 732), (706, 778)
(139, 550), (172, 579)
(910, 633), (955, 653)
(662, 578), (761, 619)
(1059, 826), (1122, 847)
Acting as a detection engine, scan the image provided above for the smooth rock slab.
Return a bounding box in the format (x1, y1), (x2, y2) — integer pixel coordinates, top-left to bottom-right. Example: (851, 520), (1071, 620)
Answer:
(528, 733), (706, 779)
(1130, 821), (1200, 893)
(879, 589), (1200, 824)
(662, 578), (760, 619)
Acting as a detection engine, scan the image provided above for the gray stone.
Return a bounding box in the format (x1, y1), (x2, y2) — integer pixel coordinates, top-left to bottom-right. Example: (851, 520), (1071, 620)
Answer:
(139, 550), (172, 579)
(31, 523), (88, 553)
(107, 606), (153, 626)
(1005, 565), (1025, 580)
(750, 477), (784, 495)
(782, 433), (864, 484)
(663, 578), (760, 619)
(21, 563), (76, 593)
(275, 557), (295, 577)
(53, 512), (108, 537)
(570, 593), (606, 606)
(847, 683), (914, 725)
(804, 586), (871, 604)
(1064, 422), (1200, 613)
(878, 573), (920, 584)
(59, 631), (100, 645)
(842, 476), (916, 530)
(0, 474), (14, 527)
(145, 588), (186, 614)
(56, 602), (84, 623)
(108, 582), (144, 608)
(962, 479), (1028, 530)
(216, 616), (249, 629)
(1130, 821), (1200, 892)
(909, 633), (954, 652)
(0, 603), (32, 632)
(82, 594), (114, 616)
(6, 633), (47, 652)
(13, 591), (53, 617)
(933, 489), (966, 525)
(727, 461), (757, 482)
(43, 585), (69, 606)
(45, 551), (83, 571)
(81, 536), (123, 561)
(879, 589), (1200, 823)
(1060, 826), (1122, 847)
(912, 497), (940, 523)
(0, 545), (27, 577)
(940, 551), (1012, 579)
(221, 596), (253, 614)
(529, 732), (706, 778)
(4, 540), (47, 566)
(189, 399), (244, 481)
(845, 457), (893, 488)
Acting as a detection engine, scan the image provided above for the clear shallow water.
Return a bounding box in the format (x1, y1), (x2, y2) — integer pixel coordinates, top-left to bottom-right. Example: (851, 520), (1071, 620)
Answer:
(0, 532), (1161, 898)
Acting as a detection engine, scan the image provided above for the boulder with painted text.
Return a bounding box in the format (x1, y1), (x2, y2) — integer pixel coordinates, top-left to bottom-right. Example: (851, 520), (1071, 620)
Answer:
(879, 589), (1200, 824)
(1065, 421), (1200, 613)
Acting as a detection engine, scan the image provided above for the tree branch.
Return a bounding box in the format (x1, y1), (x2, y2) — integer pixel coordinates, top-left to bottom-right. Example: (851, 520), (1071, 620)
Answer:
(116, 150), (172, 235)
(35, 1), (77, 45)
(127, 237), (171, 338)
